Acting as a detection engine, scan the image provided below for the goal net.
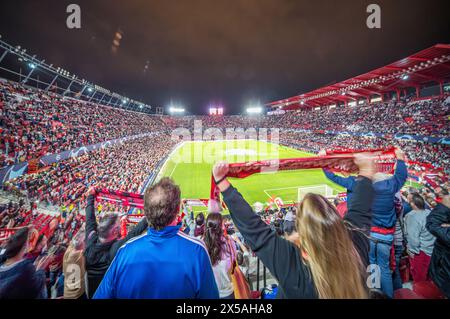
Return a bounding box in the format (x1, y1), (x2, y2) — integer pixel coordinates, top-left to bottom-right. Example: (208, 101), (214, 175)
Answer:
(297, 184), (335, 202)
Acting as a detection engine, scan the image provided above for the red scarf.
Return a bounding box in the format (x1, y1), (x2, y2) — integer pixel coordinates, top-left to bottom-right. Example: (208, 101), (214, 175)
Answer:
(209, 148), (397, 211)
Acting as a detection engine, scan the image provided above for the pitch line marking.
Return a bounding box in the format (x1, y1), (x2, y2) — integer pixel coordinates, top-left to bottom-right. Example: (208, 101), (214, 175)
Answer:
(263, 185), (318, 192)
(155, 141), (186, 182)
(263, 184), (339, 199)
(168, 162), (179, 178)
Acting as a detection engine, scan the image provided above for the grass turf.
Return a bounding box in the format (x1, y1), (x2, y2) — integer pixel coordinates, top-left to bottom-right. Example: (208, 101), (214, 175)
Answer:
(156, 140), (345, 214)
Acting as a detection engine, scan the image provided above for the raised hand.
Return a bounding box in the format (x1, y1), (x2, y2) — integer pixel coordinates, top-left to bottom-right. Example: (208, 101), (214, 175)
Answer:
(394, 147), (406, 161)
(213, 161), (230, 182)
(87, 186), (97, 196)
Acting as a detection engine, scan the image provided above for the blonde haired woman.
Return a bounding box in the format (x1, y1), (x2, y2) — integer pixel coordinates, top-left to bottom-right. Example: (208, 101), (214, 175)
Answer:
(212, 154), (376, 299)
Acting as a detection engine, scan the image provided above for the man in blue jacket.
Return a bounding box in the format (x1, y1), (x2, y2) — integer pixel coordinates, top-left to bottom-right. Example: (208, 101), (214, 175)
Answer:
(323, 148), (408, 298)
(94, 177), (219, 299)
(322, 169), (356, 204)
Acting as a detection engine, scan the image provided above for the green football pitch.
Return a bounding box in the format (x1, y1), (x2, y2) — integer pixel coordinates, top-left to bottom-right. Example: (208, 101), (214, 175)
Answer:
(156, 140), (345, 213)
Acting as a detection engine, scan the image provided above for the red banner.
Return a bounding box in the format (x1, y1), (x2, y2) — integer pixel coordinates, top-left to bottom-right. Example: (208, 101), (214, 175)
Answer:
(95, 188), (144, 209)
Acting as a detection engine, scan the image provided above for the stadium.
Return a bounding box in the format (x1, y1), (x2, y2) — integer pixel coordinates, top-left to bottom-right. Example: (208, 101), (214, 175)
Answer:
(0, 0), (449, 306)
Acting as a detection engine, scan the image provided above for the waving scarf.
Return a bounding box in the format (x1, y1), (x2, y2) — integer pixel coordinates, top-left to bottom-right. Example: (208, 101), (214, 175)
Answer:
(208, 148), (397, 212)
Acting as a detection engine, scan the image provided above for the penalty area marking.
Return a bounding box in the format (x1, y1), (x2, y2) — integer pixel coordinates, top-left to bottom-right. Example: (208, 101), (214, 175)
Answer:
(263, 185), (339, 200)
(263, 185), (304, 199)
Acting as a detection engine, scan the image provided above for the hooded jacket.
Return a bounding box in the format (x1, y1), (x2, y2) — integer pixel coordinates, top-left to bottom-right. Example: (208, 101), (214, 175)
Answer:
(0, 258), (46, 299)
(426, 203), (450, 298)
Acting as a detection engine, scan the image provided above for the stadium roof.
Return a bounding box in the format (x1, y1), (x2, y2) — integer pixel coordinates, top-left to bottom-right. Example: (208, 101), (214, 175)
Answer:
(267, 44), (450, 110)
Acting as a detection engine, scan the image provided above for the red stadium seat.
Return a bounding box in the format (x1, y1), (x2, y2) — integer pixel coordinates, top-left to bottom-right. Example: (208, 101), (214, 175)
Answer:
(251, 291), (261, 299)
(399, 255), (410, 283)
(394, 288), (424, 299)
(413, 281), (446, 299)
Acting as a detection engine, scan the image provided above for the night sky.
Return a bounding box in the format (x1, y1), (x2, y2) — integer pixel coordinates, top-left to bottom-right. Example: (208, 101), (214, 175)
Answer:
(0, 0), (449, 114)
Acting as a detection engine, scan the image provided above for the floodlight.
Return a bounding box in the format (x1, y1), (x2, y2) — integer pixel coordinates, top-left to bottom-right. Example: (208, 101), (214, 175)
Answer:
(246, 107), (262, 114)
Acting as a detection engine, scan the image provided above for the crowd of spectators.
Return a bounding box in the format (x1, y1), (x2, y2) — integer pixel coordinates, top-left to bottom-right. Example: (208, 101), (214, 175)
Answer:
(0, 198), (85, 298)
(162, 95), (449, 137)
(2, 160), (449, 299)
(275, 96), (449, 136)
(280, 131), (450, 174)
(0, 78), (449, 300)
(0, 80), (166, 167)
(0, 200), (28, 229)
(3, 133), (175, 210)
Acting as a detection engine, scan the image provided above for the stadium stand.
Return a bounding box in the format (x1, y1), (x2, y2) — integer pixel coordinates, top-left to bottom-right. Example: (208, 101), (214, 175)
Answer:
(0, 44), (449, 299)
(0, 80), (167, 167)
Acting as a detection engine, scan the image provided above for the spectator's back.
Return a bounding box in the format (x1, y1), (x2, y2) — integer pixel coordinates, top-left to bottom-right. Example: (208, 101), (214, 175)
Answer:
(93, 178), (219, 299)
(95, 226), (217, 298)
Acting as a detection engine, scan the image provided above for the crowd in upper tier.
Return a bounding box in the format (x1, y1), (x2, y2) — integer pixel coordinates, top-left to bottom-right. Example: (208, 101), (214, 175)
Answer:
(1, 78), (448, 169)
(276, 97), (449, 136)
(280, 131), (450, 174)
(0, 80), (166, 167)
(162, 95), (449, 137)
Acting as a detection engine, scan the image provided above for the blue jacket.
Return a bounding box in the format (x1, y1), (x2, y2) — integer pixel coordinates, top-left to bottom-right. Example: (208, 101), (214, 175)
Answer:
(323, 169), (356, 203)
(93, 225), (219, 299)
(371, 160), (408, 228)
(0, 259), (47, 299)
(323, 160), (408, 228)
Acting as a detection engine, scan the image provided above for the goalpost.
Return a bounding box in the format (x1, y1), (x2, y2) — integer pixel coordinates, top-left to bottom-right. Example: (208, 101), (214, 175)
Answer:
(297, 184), (335, 202)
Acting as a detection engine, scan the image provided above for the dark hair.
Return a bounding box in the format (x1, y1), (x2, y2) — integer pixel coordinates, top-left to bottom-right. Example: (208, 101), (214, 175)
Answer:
(226, 226), (235, 235)
(369, 289), (389, 299)
(36, 234), (45, 246)
(276, 226), (284, 236)
(411, 193), (425, 210)
(236, 251), (244, 266)
(97, 213), (119, 240)
(203, 213), (226, 266)
(5, 227), (29, 259)
(439, 188), (449, 196)
(144, 177), (181, 230)
(195, 213), (205, 226)
(333, 198), (340, 207)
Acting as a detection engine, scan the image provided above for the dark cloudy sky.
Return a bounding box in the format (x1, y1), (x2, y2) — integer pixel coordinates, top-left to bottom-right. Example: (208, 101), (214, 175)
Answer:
(0, 0), (449, 114)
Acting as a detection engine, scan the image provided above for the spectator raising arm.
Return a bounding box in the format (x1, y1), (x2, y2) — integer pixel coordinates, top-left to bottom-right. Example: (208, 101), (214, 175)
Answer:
(84, 188), (97, 240)
(214, 162), (304, 296)
(378, 148), (408, 194)
(110, 216), (148, 257)
(213, 155), (375, 299)
(323, 169), (356, 191)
